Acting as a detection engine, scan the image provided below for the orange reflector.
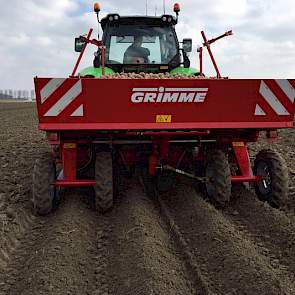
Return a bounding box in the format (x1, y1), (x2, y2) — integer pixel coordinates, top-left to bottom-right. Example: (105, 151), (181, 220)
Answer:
(232, 142), (245, 147)
(64, 143), (77, 149)
(94, 2), (101, 13)
(174, 3), (181, 13)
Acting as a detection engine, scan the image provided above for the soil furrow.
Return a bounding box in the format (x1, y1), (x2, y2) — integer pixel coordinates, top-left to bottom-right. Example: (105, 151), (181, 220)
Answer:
(225, 186), (295, 285)
(159, 184), (294, 295)
(156, 196), (214, 295)
(1, 192), (105, 295)
(104, 180), (197, 295)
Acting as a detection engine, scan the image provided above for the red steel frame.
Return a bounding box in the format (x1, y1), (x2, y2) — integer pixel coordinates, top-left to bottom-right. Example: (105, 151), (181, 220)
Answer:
(201, 30), (233, 79)
(53, 134), (265, 188)
(39, 122), (293, 131)
(199, 46), (203, 76)
(231, 142), (262, 183)
(56, 143), (96, 188)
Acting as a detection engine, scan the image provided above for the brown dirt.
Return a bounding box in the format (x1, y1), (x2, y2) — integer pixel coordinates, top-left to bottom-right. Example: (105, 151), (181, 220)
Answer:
(0, 102), (294, 295)
(159, 184), (295, 294)
(104, 181), (200, 295)
(1, 192), (101, 295)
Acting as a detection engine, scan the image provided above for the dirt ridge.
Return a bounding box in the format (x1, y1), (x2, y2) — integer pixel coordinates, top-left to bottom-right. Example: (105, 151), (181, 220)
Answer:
(156, 196), (214, 295)
(224, 186), (295, 287)
(158, 184), (295, 295)
(1, 193), (105, 295)
(104, 181), (198, 294)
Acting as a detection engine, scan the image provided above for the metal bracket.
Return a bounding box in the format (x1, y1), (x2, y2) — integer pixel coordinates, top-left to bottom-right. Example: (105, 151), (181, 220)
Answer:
(158, 165), (209, 183)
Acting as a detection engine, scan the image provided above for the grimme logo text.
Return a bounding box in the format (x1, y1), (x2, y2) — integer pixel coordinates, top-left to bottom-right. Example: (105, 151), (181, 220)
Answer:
(131, 87), (208, 103)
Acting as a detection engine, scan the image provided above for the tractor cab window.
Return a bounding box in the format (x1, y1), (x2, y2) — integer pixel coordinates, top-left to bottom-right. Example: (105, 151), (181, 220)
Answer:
(105, 25), (178, 65)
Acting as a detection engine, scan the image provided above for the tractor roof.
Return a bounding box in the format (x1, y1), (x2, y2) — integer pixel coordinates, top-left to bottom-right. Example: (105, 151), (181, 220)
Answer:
(101, 14), (178, 31)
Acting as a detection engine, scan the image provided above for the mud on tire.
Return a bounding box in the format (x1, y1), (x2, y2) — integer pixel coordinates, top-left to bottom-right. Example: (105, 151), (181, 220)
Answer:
(94, 152), (114, 213)
(32, 153), (56, 216)
(254, 149), (289, 208)
(205, 149), (231, 208)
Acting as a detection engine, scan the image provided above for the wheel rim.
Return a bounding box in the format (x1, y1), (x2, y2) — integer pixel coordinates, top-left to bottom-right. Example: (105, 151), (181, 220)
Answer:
(256, 160), (272, 196)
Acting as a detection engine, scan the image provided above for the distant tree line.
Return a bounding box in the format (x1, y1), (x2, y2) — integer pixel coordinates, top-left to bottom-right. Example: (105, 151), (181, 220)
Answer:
(0, 89), (35, 100)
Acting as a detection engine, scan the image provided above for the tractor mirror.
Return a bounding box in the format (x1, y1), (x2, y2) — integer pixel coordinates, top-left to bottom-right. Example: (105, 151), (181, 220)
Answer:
(182, 39), (192, 53)
(75, 37), (86, 52)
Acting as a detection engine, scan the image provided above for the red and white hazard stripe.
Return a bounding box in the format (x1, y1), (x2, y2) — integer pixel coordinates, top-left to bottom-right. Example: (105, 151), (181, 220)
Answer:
(40, 78), (66, 104)
(40, 78), (84, 117)
(275, 79), (295, 103)
(255, 79), (295, 116)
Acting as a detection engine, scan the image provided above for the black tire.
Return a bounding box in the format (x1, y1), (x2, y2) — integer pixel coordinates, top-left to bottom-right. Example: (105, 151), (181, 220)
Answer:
(205, 150), (231, 208)
(94, 152), (114, 213)
(254, 149), (289, 208)
(32, 153), (56, 216)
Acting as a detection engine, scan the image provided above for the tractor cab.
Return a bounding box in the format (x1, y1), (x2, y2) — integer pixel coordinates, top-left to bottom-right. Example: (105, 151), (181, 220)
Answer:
(76, 3), (196, 77)
(95, 14), (191, 73)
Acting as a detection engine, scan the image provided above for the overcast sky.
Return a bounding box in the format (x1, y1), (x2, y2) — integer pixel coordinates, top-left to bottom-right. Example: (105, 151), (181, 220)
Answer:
(0, 0), (294, 90)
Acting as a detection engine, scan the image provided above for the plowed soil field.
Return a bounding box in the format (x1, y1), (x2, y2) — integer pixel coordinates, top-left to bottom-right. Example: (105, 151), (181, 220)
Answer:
(0, 102), (294, 295)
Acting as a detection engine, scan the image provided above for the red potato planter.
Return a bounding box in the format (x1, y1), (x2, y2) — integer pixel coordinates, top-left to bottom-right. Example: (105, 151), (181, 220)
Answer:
(32, 77), (294, 214)
(32, 5), (295, 215)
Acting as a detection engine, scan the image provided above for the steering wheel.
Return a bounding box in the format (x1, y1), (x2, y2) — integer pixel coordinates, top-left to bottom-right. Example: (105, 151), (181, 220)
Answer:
(107, 60), (122, 65)
(130, 57), (146, 64)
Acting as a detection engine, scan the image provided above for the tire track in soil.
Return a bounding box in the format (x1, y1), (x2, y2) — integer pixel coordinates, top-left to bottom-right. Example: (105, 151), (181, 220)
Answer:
(0, 191), (108, 295)
(0, 208), (37, 273)
(104, 180), (201, 295)
(224, 186), (295, 291)
(159, 184), (295, 295)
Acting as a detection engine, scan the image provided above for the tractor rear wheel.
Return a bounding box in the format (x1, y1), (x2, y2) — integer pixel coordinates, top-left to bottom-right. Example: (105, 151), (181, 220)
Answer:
(94, 151), (114, 213)
(32, 153), (57, 216)
(254, 149), (289, 208)
(205, 150), (231, 208)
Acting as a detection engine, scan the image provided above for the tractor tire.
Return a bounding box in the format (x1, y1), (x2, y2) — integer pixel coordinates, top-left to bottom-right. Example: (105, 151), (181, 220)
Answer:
(32, 153), (57, 216)
(254, 149), (289, 208)
(205, 150), (231, 208)
(94, 152), (114, 213)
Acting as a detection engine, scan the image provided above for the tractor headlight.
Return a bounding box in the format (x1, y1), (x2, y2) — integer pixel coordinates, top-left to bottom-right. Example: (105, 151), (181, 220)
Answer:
(109, 16), (114, 21)
(162, 16), (167, 22)
(114, 15), (119, 20)
(168, 17), (172, 22)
